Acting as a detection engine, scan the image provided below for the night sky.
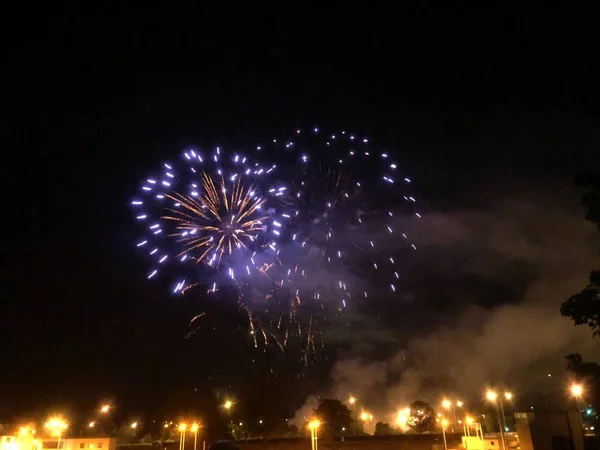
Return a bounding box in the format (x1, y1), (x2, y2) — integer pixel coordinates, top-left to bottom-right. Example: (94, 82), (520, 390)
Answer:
(4, 6), (599, 430)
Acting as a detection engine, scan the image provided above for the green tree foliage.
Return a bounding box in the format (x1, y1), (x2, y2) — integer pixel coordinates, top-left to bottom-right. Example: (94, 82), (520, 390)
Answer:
(314, 398), (354, 437)
(561, 172), (600, 337)
(406, 401), (435, 432)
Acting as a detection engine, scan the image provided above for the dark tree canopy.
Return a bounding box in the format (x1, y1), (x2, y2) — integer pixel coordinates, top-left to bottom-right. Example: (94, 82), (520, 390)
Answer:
(314, 398), (354, 437)
(406, 400), (435, 432)
(561, 172), (600, 337)
(374, 422), (394, 435)
(561, 270), (600, 336)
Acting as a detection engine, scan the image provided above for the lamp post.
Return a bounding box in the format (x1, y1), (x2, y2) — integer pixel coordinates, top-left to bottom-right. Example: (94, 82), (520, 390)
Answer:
(441, 419), (449, 450)
(570, 383), (585, 431)
(45, 417), (68, 450)
(178, 423), (187, 450)
(486, 391), (506, 450)
(190, 423), (199, 450)
(465, 416), (474, 437)
(308, 420), (320, 450)
(442, 399), (463, 432)
(500, 392), (512, 431)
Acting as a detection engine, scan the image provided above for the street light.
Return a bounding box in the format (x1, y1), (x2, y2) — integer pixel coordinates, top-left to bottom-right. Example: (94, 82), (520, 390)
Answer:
(464, 416), (474, 437)
(348, 396), (356, 405)
(88, 422), (95, 428)
(442, 399), (463, 432)
(499, 392), (513, 431)
(223, 400), (233, 411)
(130, 422), (138, 429)
(178, 423), (187, 450)
(45, 417), (68, 450)
(359, 411), (373, 422)
(190, 423), (200, 450)
(570, 383), (585, 430)
(100, 404), (111, 414)
(308, 420), (320, 450)
(441, 419), (449, 450)
(396, 408), (410, 427)
(485, 391), (506, 450)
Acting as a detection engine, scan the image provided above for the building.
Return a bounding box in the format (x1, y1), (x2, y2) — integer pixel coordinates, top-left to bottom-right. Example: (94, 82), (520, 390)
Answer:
(2, 434), (41, 450)
(39, 438), (116, 450)
(515, 411), (584, 450)
(462, 433), (519, 450)
(1, 437), (115, 450)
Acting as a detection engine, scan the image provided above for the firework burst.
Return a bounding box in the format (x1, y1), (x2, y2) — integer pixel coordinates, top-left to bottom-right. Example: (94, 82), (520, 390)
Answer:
(132, 128), (421, 365)
(163, 173), (268, 267)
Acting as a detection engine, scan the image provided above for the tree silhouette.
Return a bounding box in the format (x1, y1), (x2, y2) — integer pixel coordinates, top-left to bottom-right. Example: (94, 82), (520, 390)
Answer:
(560, 172), (600, 410)
(374, 422), (394, 435)
(314, 398), (354, 437)
(561, 172), (600, 337)
(406, 401), (435, 432)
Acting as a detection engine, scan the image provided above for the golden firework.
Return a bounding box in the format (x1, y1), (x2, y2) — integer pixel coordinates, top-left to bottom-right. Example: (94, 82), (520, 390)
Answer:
(164, 172), (267, 266)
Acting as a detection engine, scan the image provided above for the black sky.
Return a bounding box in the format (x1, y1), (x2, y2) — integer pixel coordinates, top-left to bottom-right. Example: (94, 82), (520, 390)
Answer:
(4, 6), (600, 426)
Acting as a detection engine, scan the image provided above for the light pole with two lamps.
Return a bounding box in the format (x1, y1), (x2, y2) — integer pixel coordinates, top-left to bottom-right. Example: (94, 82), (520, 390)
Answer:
(308, 419), (320, 450)
(178, 423), (187, 450)
(485, 391), (506, 450)
(442, 399), (463, 432)
(45, 417), (68, 450)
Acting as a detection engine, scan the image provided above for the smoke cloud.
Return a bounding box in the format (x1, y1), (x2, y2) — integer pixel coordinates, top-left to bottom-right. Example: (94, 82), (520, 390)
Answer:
(293, 179), (599, 427)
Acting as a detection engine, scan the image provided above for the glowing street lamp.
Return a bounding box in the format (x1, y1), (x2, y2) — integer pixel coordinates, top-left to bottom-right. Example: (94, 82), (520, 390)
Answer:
(19, 426), (35, 436)
(499, 392), (513, 431)
(88, 422), (95, 428)
(485, 391), (506, 450)
(570, 383), (585, 430)
(223, 400), (233, 411)
(396, 407), (411, 428)
(308, 420), (320, 450)
(348, 396), (357, 405)
(441, 419), (449, 450)
(130, 422), (138, 429)
(45, 417), (68, 450)
(178, 423), (187, 450)
(190, 423), (200, 450)
(442, 399), (463, 431)
(100, 404), (111, 414)
(359, 411), (373, 422)
(464, 416), (474, 437)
